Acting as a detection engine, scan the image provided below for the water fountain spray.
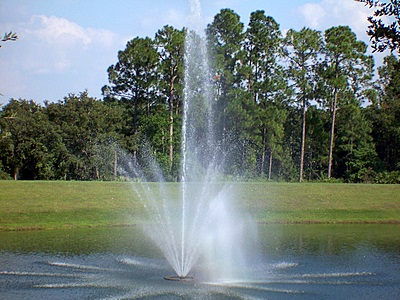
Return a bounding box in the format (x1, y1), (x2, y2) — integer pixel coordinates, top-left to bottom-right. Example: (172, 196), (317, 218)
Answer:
(120, 0), (253, 282)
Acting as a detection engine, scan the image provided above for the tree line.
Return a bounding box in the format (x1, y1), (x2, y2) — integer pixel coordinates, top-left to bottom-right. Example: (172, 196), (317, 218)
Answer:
(1, 8), (399, 183)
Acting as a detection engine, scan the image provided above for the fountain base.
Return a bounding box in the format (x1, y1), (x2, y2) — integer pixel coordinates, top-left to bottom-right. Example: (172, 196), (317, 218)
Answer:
(164, 275), (194, 282)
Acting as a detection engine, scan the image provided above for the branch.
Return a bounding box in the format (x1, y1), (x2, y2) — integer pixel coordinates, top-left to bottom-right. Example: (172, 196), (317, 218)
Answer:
(356, 0), (400, 53)
(0, 31), (18, 48)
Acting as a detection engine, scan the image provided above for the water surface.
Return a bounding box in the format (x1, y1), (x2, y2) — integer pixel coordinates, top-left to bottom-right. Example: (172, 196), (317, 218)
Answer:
(0, 224), (399, 299)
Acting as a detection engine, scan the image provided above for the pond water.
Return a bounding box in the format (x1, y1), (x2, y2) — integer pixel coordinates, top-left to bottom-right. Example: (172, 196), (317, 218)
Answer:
(0, 224), (399, 299)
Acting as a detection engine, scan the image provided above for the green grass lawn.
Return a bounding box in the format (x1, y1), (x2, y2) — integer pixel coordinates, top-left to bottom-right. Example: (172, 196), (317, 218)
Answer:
(0, 181), (399, 231)
(235, 182), (400, 223)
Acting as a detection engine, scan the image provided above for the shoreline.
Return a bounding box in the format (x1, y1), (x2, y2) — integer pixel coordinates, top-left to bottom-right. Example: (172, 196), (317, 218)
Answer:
(1, 220), (400, 232)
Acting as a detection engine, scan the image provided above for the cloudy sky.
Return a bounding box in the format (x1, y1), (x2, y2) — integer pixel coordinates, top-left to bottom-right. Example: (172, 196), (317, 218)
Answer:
(0, 0), (385, 105)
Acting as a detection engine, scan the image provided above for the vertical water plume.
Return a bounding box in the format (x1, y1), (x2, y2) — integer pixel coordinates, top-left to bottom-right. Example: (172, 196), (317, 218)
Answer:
(120, 0), (255, 280)
(180, 0), (215, 277)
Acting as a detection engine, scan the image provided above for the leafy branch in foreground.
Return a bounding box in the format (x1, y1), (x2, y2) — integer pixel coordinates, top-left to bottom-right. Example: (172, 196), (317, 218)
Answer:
(1, 31), (18, 48)
(356, 0), (400, 53)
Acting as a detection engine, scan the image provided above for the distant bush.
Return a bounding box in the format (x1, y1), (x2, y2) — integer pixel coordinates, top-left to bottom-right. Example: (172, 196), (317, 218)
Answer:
(349, 167), (377, 184)
(0, 163), (11, 180)
(374, 171), (400, 184)
(315, 176), (344, 183)
(0, 171), (11, 180)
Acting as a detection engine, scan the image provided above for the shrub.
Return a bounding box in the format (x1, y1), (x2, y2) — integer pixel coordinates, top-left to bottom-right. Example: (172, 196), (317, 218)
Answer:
(374, 171), (400, 184)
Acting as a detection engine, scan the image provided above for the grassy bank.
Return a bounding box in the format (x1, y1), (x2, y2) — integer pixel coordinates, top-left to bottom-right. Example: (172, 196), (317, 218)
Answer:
(1, 181), (399, 231)
(235, 182), (400, 223)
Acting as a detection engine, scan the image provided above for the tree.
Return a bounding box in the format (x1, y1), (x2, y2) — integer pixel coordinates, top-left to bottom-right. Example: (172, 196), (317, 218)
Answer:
(242, 11), (282, 102)
(242, 11), (289, 178)
(321, 26), (374, 178)
(356, 0), (400, 53)
(206, 9), (244, 143)
(357, 1), (400, 176)
(223, 89), (259, 177)
(261, 103), (288, 179)
(154, 26), (185, 176)
(367, 55), (400, 171)
(282, 105), (303, 181)
(303, 106), (329, 180)
(46, 92), (123, 180)
(283, 27), (323, 182)
(0, 99), (60, 180)
(103, 37), (160, 162)
(335, 101), (380, 182)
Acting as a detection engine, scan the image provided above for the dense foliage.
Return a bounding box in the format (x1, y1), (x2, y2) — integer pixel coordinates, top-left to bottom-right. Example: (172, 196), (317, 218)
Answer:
(357, 0), (400, 53)
(1, 9), (399, 183)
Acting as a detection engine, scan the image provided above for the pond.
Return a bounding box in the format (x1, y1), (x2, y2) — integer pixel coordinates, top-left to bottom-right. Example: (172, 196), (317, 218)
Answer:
(0, 224), (399, 299)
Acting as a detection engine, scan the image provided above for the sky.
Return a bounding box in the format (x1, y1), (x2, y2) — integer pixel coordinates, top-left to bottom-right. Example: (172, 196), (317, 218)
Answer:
(0, 0), (388, 105)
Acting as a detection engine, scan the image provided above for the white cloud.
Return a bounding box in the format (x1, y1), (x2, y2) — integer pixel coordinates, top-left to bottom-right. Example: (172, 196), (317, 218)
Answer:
(0, 14), (126, 103)
(31, 15), (91, 46)
(298, 0), (371, 39)
(28, 15), (119, 49)
(297, 0), (392, 67)
(298, 3), (327, 28)
(138, 7), (187, 38)
(20, 15), (124, 74)
(87, 28), (120, 48)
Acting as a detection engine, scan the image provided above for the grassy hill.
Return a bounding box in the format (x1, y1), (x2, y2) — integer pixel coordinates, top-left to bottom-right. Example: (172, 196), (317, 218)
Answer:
(1, 181), (399, 231)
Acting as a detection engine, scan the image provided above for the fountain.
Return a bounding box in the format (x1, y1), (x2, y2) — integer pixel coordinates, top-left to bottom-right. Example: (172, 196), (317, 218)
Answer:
(103, 0), (253, 280)
(1, 1), (400, 298)
(119, 0), (255, 281)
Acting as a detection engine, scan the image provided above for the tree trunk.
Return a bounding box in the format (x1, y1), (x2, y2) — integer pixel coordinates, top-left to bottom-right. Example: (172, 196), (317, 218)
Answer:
(221, 78), (227, 147)
(299, 97), (307, 182)
(132, 91), (139, 169)
(169, 112), (174, 170)
(113, 150), (117, 177)
(261, 151), (265, 177)
(328, 88), (338, 178)
(95, 166), (99, 180)
(268, 150), (273, 180)
(261, 127), (267, 176)
(133, 90), (139, 135)
(14, 167), (18, 181)
(169, 75), (177, 174)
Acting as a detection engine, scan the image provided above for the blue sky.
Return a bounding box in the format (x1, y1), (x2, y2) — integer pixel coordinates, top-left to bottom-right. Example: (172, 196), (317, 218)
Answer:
(0, 0), (384, 105)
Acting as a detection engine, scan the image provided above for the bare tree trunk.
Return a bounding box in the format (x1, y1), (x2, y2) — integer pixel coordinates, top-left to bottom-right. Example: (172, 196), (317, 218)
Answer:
(261, 127), (267, 176)
(14, 167), (18, 181)
(133, 150), (137, 169)
(169, 109), (174, 170)
(299, 98), (307, 182)
(328, 88), (338, 178)
(169, 75), (177, 173)
(113, 150), (117, 177)
(261, 151), (265, 176)
(268, 150), (273, 180)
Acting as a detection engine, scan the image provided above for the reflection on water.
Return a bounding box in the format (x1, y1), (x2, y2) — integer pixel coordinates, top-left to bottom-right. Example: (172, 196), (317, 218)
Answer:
(0, 225), (399, 299)
(0, 226), (159, 257)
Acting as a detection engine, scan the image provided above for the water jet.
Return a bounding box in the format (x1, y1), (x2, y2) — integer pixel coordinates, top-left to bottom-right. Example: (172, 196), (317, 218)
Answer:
(119, 0), (255, 281)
